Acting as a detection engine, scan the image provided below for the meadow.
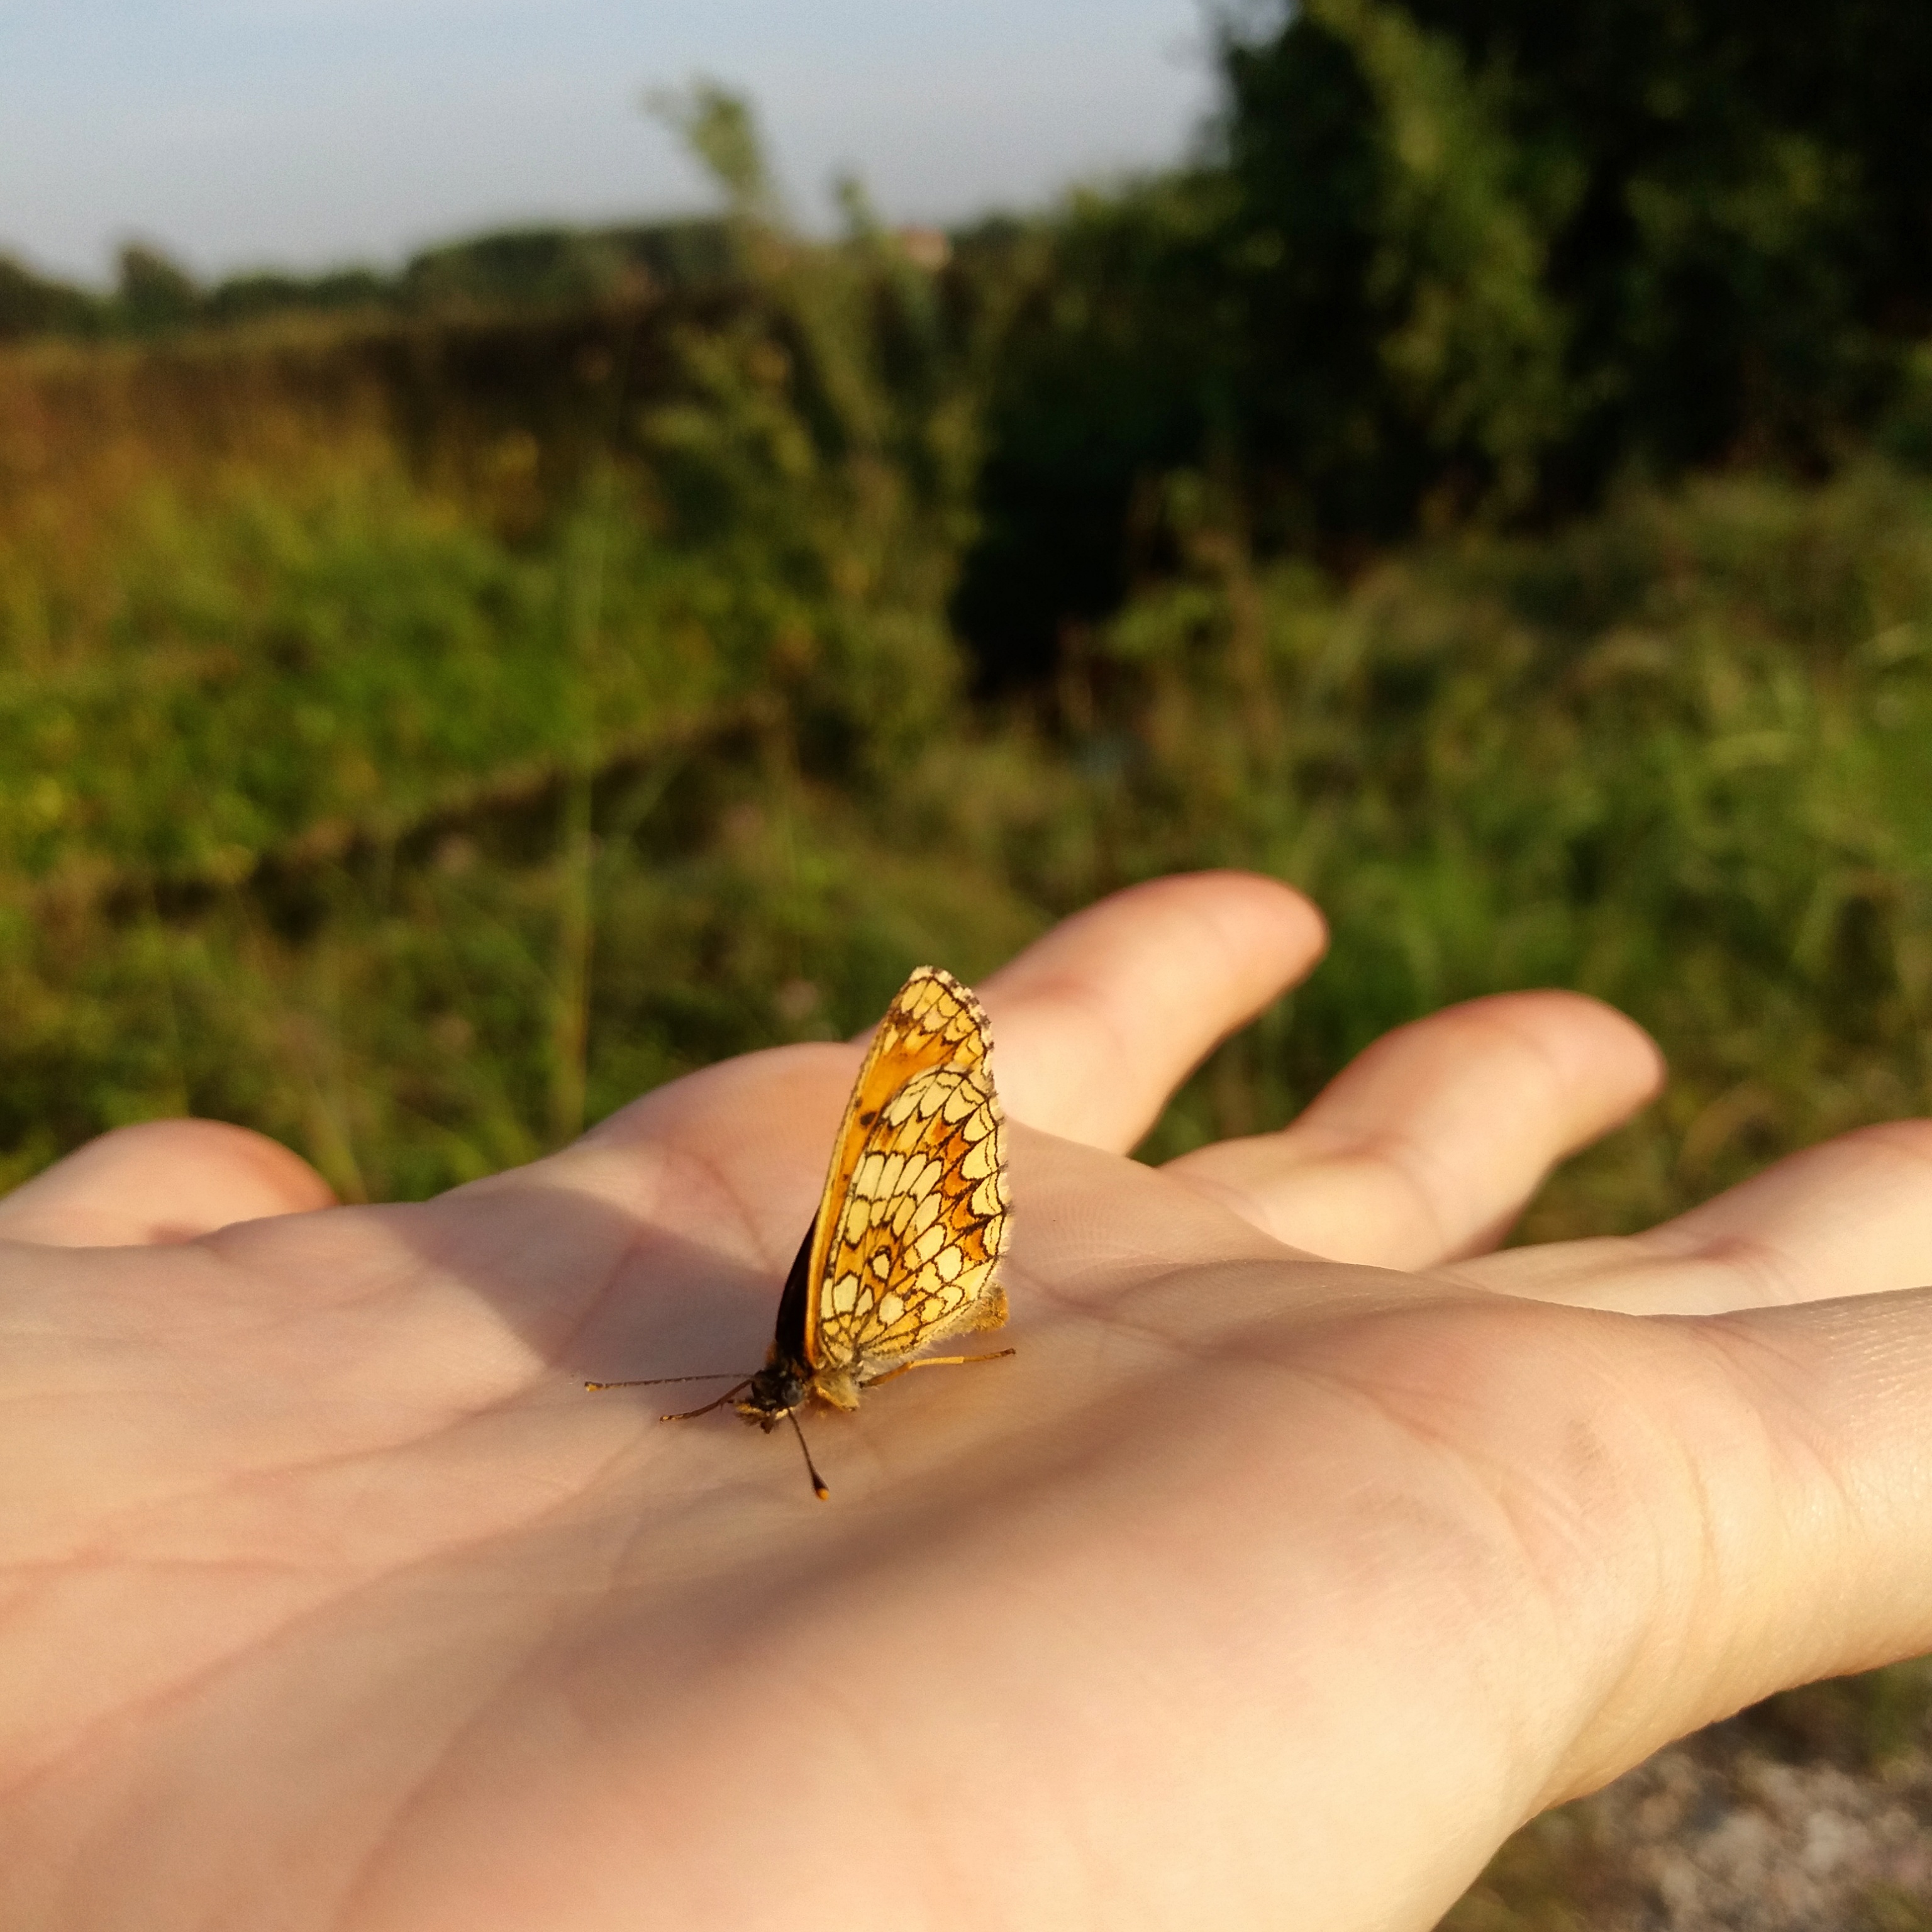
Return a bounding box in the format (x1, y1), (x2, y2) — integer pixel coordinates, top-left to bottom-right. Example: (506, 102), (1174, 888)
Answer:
(4, 292), (1928, 1218)
(4, 200), (1932, 1925)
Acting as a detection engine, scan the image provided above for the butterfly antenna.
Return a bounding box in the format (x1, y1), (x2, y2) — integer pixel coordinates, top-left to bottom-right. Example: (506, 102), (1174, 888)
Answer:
(584, 1372), (749, 1391)
(786, 1407), (830, 1501)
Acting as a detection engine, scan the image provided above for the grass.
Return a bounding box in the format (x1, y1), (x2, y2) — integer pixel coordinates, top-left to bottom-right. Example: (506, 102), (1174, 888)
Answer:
(3, 323), (1929, 1222)
(1082, 460), (1932, 1239)
(0, 292), (1025, 1197)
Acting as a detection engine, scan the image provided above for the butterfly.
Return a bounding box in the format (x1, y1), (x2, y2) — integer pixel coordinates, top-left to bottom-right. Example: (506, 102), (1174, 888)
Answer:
(588, 965), (1013, 1498)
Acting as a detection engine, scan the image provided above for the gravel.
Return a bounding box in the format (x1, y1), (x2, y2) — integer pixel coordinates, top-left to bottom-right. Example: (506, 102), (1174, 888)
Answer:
(1444, 1673), (1932, 1931)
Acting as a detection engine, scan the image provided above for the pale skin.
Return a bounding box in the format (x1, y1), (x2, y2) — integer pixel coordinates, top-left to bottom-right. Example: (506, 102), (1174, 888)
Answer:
(4, 872), (1932, 1931)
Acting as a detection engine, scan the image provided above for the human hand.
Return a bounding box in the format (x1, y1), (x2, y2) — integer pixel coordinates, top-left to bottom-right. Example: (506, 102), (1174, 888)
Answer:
(4, 870), (1930, 1931)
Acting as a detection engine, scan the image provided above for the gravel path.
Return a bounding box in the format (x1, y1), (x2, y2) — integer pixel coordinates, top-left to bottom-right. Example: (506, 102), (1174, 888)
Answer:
(1444, 1670), (1932, 1931)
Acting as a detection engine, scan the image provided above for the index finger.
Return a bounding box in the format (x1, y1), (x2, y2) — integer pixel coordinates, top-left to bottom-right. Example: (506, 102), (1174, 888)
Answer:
(0, 1120), (336, 1247)
(976, 871), (1326, 1152)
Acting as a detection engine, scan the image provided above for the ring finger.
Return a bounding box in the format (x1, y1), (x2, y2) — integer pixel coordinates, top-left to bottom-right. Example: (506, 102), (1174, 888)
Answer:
(1163, 990), (1664, 1269)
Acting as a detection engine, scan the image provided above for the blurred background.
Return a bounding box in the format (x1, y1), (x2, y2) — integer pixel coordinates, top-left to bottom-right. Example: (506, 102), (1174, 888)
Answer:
(1, 0), (1211, 276)
(4, 3), (1931, 1923)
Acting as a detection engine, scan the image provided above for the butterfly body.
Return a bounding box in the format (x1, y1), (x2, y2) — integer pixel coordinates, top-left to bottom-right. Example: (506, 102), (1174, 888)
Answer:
(730, 1226), (824, 1429)
(591, 965), (1013, 1496)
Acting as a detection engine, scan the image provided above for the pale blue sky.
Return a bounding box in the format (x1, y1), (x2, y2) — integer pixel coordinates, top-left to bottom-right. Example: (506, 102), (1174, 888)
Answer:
(0, 1), (1221, 284)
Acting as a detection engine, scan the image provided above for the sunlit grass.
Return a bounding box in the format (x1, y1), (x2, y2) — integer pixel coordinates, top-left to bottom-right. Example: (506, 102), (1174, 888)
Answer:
(2, 364), (1926, 1230)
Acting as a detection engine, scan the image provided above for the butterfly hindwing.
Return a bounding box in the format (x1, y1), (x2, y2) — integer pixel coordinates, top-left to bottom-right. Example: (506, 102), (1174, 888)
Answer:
(802, 968), (1010, 1397)
(819, 1060), (1009, 1368)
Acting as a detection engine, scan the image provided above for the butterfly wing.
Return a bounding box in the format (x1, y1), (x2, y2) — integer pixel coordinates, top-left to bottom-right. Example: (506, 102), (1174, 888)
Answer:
(802, 968), (1010, 1397)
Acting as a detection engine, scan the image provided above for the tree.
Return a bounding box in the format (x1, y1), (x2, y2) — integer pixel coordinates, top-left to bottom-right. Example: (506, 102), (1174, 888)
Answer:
(115, 244), (199, 334)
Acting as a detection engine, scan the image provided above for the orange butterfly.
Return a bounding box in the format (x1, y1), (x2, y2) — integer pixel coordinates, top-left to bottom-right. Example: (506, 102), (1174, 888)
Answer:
(589, 966), (1013, 1497)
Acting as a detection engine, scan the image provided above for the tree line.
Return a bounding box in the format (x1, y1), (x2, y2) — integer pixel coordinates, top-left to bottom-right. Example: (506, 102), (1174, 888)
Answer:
(954, 0), (1932, 677)
(0, 221), (734, 340)
(9, 1), (1932, 682)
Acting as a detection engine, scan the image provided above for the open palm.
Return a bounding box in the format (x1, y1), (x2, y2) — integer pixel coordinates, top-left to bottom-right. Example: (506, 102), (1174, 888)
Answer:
(6, 872), (1932, 1931)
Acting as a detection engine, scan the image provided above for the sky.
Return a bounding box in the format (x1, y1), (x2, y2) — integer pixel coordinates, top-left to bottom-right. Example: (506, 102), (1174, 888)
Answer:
(0, 0), (1222, 286)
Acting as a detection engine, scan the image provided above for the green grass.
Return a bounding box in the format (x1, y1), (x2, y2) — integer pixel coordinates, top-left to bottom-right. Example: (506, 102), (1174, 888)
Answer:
(1084, 462), (1932, 1238)
(3, 357), (1929, 1223)
(0, 297), (1021, 1196)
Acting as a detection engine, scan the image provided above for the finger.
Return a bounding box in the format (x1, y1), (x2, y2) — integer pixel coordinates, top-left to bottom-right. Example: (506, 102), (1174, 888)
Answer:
(1462, 1119), (1932, 1314)
(0, 1120), (336, 1247)
(974, 871), (1326, 1152)
(1165, 992), (1663, 1267)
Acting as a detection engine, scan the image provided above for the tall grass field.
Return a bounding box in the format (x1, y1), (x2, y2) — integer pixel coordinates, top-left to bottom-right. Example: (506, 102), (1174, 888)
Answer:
(4, 316), (1927, 1218)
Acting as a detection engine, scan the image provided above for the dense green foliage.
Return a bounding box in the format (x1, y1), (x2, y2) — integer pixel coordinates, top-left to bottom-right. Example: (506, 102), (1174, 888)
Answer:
(1231, 0), (1932, 486)
(6, 298), (1930, 1218)
(955, 0), (1932, 674)
(0, 123), (999, 1194)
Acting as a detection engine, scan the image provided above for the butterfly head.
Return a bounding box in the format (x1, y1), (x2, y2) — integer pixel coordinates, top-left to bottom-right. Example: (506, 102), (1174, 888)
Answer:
(733, 1356), (833, 1499)
(734, 1359), (808, 1432)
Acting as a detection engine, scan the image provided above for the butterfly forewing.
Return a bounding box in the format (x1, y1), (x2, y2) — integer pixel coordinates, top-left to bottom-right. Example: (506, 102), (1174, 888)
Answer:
(802, 968), (1011, 1394)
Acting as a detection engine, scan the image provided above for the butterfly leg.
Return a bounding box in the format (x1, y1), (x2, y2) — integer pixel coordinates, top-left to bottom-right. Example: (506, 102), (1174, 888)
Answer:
(860, 1348), (1016, 1390)
(658, 1380), (755, 1421)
